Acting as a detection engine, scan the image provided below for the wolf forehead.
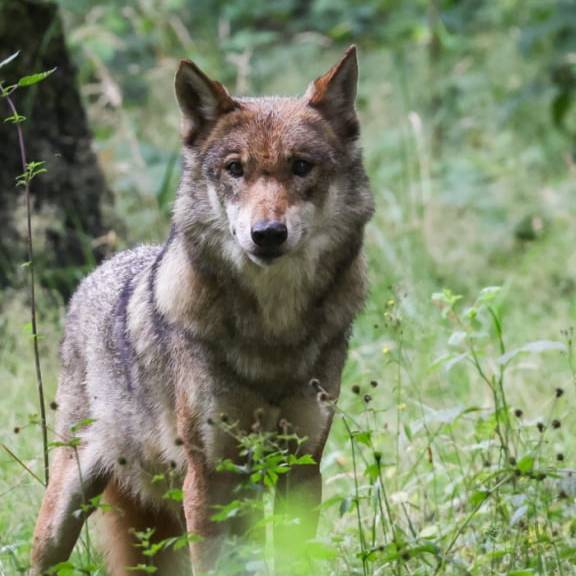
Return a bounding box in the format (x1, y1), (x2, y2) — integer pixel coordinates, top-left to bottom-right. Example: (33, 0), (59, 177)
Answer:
(194, 97), (344, 168)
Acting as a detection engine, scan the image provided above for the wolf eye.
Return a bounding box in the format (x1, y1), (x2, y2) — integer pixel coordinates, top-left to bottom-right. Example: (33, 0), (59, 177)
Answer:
(225, 161), (244, 178)
(292, 159), (314, 177)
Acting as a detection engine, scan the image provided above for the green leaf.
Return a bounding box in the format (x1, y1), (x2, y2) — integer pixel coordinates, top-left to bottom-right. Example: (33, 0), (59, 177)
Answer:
(516, 455), (534, 474)
(162, 488), (183, 502)
(0, 51), (20, 70)
(498, 340), (566, 365)
(352, 430), (372, 446)
(470, 490), (489, 507)
(18, 67), (56, 87)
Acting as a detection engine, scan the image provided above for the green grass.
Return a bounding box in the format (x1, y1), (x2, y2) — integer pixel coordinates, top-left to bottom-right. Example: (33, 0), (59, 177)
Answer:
(2, 12), (576, 575)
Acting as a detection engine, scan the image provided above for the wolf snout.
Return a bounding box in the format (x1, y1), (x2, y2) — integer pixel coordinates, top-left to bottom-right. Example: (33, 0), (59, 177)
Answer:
(251, 220), (288, 250)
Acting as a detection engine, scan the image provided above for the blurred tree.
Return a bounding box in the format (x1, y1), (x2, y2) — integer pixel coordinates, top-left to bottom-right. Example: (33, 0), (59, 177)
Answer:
(0, 0), (111, 299)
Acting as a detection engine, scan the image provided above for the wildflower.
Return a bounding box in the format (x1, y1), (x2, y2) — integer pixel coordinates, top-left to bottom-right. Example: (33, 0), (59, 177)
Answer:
(117, 457), (127, 466)
(13, 426), (20, 434)
(49, 401), (58, 411)
(363, 394), (372, 404)
(370, 380), (379, 388)
(514, 408), (523, 418)
(552, 419), (561, 429)
(352, 384), (361, 395)
(555, 387), (564, 398)
(536, 422), (545, 433)
(556, 453), (565, 462)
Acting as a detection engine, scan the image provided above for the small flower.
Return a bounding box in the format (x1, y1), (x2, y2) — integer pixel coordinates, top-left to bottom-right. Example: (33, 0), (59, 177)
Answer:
(13, 426), (20, 434)
(514, 408), (523, 418)
(555, 387), (565, 398)
(557, 453), (565, 462)
(363, 394), (372, 404)
(536, 422), (545, 433)
(370, 380), (379, 388)
(49, 401), (58, 411)
(352, 385), (361, 395)
(552, 419), (561, 429)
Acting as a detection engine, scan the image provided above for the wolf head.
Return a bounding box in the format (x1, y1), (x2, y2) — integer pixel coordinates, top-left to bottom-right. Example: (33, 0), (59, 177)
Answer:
(172, 47), (373, 273)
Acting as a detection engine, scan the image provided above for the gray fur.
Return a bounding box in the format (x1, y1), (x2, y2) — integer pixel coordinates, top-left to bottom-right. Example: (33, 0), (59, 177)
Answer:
(32, 48), (374, 575)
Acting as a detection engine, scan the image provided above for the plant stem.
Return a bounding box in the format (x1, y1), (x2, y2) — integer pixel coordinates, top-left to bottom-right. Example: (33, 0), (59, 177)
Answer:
(5, 93), (49, 485)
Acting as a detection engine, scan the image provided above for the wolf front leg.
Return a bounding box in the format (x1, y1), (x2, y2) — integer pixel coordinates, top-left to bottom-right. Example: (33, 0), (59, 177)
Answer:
(182, 451), (241, 575)
(274, 339), (347, 568)
(30, 446), (108, 575)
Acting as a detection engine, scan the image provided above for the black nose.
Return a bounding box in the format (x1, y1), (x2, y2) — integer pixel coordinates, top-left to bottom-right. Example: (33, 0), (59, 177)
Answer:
(251, 220), (288, 248)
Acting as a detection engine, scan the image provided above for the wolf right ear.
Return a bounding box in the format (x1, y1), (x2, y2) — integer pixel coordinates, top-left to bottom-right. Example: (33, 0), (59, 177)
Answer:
(175, 60), (238, 144)
(305, 46), (359, 141)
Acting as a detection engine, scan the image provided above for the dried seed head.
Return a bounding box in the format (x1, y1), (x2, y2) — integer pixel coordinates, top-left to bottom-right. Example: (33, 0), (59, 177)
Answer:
(278, 418), (290, 433)
(351, 385), (361, 395)
(555, 387), (565, 398)
(536, 422), (546, 433)
(370, 380), (379, 388)
(509, 456), (517, 466)
(169, 460), (177, 469)
(49, 401), (58, 411)
(220, 413), (229, 424)
(309, 378), (321, 390)
(514, 408), (523, 418)
(174, 437), (184, 446)
(559, 489), (568, 499)
(206, 417), (214, 426)
(13, 426), (20, 434)
(363, 394), (372, 404)
(552, 419), (561, 429)
(374, 451), (382, 463)
(117, 457), (127, 466)
(557, 453), (565, 462)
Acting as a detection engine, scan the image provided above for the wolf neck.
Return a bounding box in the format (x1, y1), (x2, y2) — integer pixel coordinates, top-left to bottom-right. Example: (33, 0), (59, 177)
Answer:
(153, 230), (332, 342)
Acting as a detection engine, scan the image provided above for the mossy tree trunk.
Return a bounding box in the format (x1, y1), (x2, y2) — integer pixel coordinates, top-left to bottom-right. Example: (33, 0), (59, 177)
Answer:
(0, 0), (111, 299)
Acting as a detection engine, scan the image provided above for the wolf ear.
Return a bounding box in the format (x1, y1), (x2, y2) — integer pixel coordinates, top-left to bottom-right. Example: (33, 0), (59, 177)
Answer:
(305, 46), (359, 141)
(175, 59), (237, 144)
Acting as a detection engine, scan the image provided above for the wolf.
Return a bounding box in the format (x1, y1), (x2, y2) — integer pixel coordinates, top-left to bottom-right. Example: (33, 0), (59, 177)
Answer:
(30, 46), (373, 575)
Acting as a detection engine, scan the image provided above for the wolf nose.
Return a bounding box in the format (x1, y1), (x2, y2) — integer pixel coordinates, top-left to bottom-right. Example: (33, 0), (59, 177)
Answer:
(251, 220), (288, 248)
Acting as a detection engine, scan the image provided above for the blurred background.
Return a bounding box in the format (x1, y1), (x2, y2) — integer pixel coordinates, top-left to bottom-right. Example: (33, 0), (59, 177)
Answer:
(1, 0), (576, 573)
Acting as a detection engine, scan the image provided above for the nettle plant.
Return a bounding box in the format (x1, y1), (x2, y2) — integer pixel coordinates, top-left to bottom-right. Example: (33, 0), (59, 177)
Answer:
(1, 51), (55, 486)
(323, 287), (575, 575)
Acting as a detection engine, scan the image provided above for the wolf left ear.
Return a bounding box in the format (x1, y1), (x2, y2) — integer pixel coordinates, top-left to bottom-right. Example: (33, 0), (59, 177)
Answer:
(305, 45), (359, 141)
(175, 59), (238, 144)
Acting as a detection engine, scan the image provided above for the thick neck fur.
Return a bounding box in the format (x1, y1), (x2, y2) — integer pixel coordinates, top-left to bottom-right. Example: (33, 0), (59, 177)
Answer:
(154, 225), (361, 345)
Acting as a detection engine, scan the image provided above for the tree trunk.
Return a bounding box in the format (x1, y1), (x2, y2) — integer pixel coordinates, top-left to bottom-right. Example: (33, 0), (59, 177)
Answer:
(0, 0), (111, 299)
